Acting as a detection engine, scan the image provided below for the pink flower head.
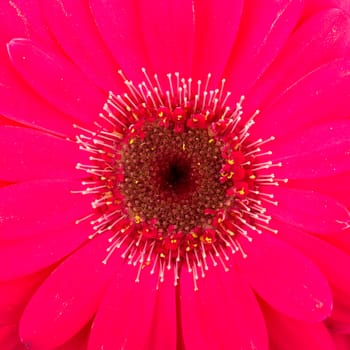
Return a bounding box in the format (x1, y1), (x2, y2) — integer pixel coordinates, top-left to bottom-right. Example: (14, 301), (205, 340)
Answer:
(0, 1), (350, 349)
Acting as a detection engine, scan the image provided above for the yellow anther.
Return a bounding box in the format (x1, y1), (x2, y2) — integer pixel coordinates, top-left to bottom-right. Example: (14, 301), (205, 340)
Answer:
(134, 215), (141, 224)
(228, 159), (234, 165)
(160, 253), (166, 258)
(182, 143), (186, 151)
(129, 139), (135, 145)
(208, 138), (214, 144)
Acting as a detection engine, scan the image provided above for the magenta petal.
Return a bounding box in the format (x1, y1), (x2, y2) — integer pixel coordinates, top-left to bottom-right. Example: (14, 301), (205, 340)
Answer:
(225, 0), (303, 101)
(40, 0), (122, 92)
(265, 187), (350, 235)
(180, 268), (268, 350)
(0, 179), (92, 240)
(147, 278), (177, 350)
(0, 221), (91, 279)
(7, 39), (106, 126)
(246, 8), (350, 114)
(139, 0), (194, 77)
(239, 232), (332, 322)
(0, 1), (53, 49)
(88, 267), (160, 350)
(277, 221), (350, 303)
(0, 271), (48, 326)
(0, 126), (88, 182)
(192, 0), (243, 83)
(332, 333), (350, 350)
(276, 221), (350, 327)
(250, 58), (350, 141)
(0, 324), (24, 350)
(268, 121), (350, 179)
(263, 302), (336, 350)
(89, 0), (148, 82)
(19, 234), (120, 350)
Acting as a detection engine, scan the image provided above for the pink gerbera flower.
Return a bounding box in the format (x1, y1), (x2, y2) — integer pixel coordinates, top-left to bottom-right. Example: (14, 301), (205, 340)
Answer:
(1, 0), (350, 349)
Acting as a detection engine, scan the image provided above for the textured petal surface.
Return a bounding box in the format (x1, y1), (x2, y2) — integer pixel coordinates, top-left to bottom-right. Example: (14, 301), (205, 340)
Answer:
(0, 270), (48, 325)
(265, 187), (350, 234)
(246, 8), (350, 114)
(146, 278), (177, 350)
(0, 221), (91, 279)
(262, 302), (336, 350)
(250, 58), (350, 141)
(40, 0), (121, 92)
(226, 0), (303, 101)
(180, 267), (268, 350)
(268, 121), (350, 179)
(89, 0), (148, 82)
(239, 232), (333, 322)
(0, 126), (88, 181)
(7, 39), (106, 126)
(19, 234), (120, 350)
(88, 266), (160, 350)
(139, 0), (194, 77)
(192, 0), (243, 83)
(0, 179), (92, 239)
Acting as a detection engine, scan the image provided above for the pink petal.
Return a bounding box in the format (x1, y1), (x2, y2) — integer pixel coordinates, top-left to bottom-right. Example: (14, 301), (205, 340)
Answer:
(89, 0), (148, 82)
(250, 58), (350, 141)
(0, 179), (92, 240)
(54, 323), (90, 350)
(19, 233), (120, 350)
(287, 171), (350, 208)
(0, 126), (88, 182)
(0, 83), (76, 138)
(267, 121), (350, 179)
(88, 266), (159, 350)
(139, 0), (194, 77)
(262, 301), (336, 350)
(265, 187), (350, 235)
(180, 268), (268, 350)
(246, 8), (350, 114)
(7, 39), (106, 126)
(331, 333), (350, 350)
(40, 0), (122, 93)
(225, 0), (303, 101)
(302, 0), (350, 20)
(147, 278), (177, 350)
(0, 270), (49, 326)
(0, 324), (25, 350)
(0, 1), (54, 48)
(0, 220), (91, 279)
(275, 220), (350, 325)
(238, 232), (332, 322)
(192, 0), (243, 84)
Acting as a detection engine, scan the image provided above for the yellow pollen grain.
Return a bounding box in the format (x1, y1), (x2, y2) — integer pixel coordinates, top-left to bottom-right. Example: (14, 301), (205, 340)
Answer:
(134, 215), (141, 224)
(228, 159), (234, 165)
(208, 138), (214, 143)
(182, 143), (186, 151)
(129, 139), (135, 145)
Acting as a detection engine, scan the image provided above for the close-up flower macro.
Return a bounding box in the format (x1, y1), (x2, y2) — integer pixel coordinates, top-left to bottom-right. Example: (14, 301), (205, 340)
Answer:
(1, 0), (350, 349)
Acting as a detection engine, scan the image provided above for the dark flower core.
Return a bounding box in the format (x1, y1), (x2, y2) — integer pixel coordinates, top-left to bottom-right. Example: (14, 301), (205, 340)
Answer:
(75, 71), (282, 288)
(121, 126), (229, 232)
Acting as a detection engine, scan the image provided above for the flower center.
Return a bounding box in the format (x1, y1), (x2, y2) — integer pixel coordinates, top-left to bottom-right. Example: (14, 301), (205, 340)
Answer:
(74, 70), (284, 289)
(120, 125), (228, 232)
